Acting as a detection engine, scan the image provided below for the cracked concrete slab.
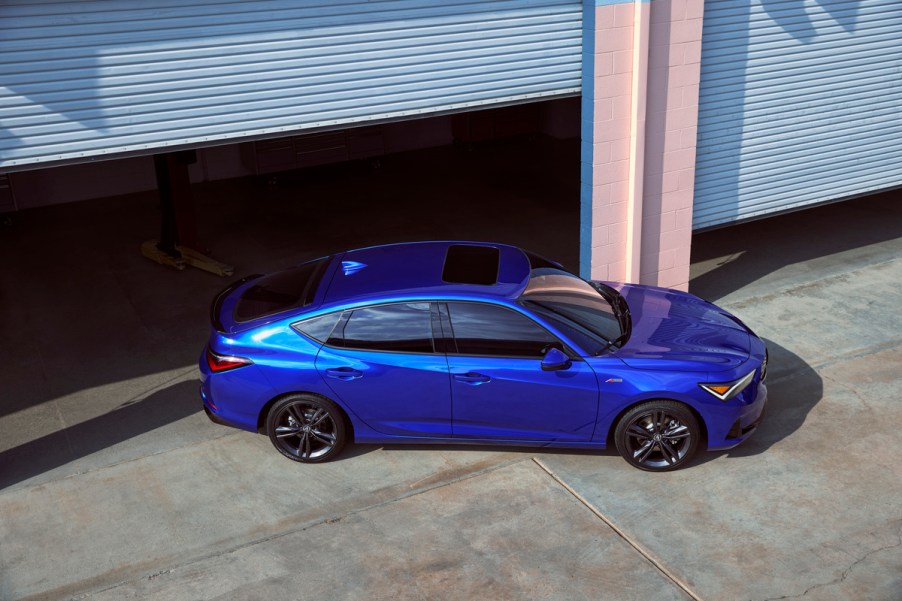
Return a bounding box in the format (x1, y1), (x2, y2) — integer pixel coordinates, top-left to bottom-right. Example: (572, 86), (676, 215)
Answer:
(0, 433), (524, 600)
(538, 348), (902, 601)
(537, 253), (902, 601)
(82, 460), (690, 601)
(1, 156), (900, 600)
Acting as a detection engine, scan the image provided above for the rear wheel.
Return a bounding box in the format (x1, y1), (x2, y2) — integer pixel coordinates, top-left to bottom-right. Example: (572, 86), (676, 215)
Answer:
(614, 401), (699, 471)
(266, 394), (347, 463)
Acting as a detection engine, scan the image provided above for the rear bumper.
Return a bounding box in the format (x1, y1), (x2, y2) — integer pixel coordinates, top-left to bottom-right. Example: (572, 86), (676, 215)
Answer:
(199, 355), (262, 432)
(200, 380), (239, 429)
(203, 404), (236, 428)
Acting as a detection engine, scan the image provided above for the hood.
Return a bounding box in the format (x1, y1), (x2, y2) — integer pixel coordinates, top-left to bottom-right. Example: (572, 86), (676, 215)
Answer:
(611, 283), (751, 373)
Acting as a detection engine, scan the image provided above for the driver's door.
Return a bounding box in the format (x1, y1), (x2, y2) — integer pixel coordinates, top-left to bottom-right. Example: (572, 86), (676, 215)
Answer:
(441, 302), (599, 442)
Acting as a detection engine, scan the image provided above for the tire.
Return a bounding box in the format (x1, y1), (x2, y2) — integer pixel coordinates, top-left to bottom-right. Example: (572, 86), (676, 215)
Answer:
(266, 394), (347, 463)
(614, 400), (700, 472)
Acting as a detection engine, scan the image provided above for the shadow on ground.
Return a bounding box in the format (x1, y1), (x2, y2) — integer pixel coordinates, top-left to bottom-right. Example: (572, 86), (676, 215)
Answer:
(0, 380), (201, 490)
(721, 338), (822, 459)
(690, 188), (901, 301)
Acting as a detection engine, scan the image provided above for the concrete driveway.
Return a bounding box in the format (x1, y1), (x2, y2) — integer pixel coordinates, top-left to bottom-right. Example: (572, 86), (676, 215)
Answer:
(0, 156), (899, 600)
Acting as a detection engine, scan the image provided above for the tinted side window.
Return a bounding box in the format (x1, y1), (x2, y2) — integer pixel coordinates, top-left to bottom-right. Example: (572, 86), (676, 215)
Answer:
(292, 312), (341, 343)
(446, 302), (559, 358)
(329, 303), (434, 353)
(523, 302), (607, 356)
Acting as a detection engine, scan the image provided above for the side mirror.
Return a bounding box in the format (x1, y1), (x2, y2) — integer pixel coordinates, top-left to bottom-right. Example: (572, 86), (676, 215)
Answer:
(541, 347), (572, 371)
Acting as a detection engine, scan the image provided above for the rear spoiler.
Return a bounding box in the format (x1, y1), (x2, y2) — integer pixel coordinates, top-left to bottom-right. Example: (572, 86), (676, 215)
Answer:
(210, 274), (261, 333)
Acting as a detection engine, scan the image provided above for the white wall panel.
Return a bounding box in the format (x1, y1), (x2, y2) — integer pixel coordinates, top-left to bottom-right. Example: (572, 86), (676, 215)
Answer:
(694, 0), (902, 229)
(0, 0), (581, 170)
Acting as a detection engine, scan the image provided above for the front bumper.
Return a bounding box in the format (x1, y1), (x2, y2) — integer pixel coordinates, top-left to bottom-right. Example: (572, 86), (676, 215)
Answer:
(707, 381), (768, 450)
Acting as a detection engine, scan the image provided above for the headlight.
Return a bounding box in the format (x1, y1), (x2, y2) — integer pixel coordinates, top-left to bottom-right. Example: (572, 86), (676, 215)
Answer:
(699, 370), (756, 402)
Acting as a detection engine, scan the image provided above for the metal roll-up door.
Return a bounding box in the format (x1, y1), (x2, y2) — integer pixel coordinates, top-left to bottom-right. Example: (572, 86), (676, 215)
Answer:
(693, 1), (902, 229)
(0, 0), (581, 171)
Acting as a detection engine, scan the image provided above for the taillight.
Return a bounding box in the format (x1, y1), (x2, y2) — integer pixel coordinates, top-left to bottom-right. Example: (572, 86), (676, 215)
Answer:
(206, 346), (253, 373)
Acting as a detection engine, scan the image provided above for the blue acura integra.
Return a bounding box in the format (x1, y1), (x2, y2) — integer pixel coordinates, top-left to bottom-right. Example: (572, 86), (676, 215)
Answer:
(200, 241), (767, 471)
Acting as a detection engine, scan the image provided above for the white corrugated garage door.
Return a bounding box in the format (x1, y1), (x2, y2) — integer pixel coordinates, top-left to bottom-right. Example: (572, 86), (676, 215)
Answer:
(0, 0), (581, 171)
(693, 0), (902, 229)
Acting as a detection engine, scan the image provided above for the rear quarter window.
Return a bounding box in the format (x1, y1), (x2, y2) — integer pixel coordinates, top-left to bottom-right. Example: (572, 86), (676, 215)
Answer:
(292, 312), (342, 343)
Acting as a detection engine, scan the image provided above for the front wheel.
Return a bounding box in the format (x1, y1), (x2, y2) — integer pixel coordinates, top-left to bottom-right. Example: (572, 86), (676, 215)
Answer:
(614, 401), (700, 471)
(266, 394), (347, 463)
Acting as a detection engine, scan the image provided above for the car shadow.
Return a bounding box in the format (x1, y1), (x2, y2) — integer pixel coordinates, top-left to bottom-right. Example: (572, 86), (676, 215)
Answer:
(0, 380), (202, 490)
(690, 338), (823, 468)
(689, 189), (902, 303)
(364, 442), (615, 460)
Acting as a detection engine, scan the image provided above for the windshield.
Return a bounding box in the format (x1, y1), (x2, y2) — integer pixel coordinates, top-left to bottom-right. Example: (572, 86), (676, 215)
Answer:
(519, 268), (629, 355)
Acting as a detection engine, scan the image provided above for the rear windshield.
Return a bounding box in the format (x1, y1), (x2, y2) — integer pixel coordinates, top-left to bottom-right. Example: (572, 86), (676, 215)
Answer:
(234, 257), (330, 322)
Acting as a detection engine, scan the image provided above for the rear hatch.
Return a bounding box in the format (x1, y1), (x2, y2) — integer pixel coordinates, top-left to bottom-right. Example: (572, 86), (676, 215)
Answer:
(211, 256), (333, 334)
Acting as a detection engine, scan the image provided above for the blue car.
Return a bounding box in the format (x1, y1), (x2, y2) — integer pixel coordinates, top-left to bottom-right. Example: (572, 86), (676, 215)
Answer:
(200, 241), (767, 471)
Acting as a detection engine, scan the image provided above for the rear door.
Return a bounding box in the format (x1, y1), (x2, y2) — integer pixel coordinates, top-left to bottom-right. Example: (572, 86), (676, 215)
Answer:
(442, 302), (599, 442)
(314, 302), (452, 437)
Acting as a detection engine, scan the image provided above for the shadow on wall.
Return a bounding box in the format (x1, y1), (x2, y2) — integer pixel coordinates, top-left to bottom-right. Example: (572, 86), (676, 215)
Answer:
(0, 380), (203, 491)
(692, 0), (751, 229)
(761, 0), (863, 42)
(689, 188), (902, 302)
(1, 52), (108, 169)
(693, 0), (867, 228)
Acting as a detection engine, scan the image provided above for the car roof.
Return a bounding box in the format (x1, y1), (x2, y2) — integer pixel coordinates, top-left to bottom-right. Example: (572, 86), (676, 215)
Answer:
(320, 241), (531, 307)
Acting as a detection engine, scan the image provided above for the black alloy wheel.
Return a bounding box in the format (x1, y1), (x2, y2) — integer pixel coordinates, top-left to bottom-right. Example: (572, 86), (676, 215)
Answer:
(266, 394), (347, 463)
(614, 400), (700, 471)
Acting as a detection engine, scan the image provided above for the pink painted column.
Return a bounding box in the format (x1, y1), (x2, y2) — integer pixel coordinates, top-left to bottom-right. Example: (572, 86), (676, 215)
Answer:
(640, 0), (704, 290)
(582, 0), (704, 291)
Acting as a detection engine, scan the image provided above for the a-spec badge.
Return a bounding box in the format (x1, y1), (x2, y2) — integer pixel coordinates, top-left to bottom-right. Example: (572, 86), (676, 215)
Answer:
(605, 378), (623, 383)
(341, 261), (367, 276)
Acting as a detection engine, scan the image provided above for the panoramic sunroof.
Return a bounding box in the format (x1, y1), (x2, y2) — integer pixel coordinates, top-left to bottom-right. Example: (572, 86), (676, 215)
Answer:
(442, 245), (500, 285)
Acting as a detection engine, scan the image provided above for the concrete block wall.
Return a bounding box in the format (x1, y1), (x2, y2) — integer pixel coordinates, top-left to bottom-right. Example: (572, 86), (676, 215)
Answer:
(582, 0), (703, 290)
(641, 0), (703, 289)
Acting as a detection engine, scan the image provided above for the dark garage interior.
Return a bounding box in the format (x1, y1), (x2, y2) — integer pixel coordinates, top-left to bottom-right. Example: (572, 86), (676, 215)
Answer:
(0, 99), (583, 486)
